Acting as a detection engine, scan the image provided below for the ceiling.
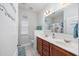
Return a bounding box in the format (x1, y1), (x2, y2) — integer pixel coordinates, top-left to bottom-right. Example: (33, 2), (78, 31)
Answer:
(19, 3), (71, 14)
(19, 3), (50, 13)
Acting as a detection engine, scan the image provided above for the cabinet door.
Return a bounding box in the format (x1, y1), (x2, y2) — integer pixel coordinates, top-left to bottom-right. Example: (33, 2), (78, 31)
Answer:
(42, 40), (50, 56)
(37, 37), (43, 56)
(50, 44), (53, 56)
(50, 44), (76, 56)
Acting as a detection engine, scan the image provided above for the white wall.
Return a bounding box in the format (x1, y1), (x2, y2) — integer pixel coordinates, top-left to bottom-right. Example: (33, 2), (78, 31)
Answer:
(18, 8), (37, 44)
(36, 11), (46, 30)
(0, 3), (18, 56)
(64, 4), (78, 35)
(36, 12), (43, 26)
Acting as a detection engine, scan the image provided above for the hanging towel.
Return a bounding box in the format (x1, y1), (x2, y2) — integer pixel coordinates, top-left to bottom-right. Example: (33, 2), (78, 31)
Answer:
(74, 23), (78, 38)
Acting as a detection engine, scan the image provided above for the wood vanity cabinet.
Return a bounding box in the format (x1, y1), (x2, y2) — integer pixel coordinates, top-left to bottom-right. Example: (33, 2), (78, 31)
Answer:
(42, 39), (50, 56)
(37, 37), (76, 56)
(50, 43), (76, 56)
(37, 37), (50, 56)
(37, 37), (43, 56)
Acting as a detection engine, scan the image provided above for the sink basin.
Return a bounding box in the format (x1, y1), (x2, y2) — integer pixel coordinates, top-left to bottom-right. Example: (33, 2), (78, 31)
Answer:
(54, 40), (67, 46)
(54, 39), (77, 49)
(53, 39), (72, 46)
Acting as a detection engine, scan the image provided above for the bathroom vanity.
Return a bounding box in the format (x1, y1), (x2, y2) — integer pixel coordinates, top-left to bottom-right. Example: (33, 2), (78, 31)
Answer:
(37, 37), (76, 56)
(35, 30), (78, 56)
(35, 4), (79, 56)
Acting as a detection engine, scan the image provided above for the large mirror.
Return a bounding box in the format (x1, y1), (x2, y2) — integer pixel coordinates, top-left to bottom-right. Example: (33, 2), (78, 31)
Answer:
(45, 4), (79, 38)
(45, 10), (64, 33)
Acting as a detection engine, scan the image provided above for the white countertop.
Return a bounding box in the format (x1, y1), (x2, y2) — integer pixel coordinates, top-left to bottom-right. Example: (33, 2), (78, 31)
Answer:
(35, 30), (79, 56)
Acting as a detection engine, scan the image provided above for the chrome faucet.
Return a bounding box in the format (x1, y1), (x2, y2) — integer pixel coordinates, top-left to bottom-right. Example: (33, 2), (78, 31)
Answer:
(52, 33), (55, 39)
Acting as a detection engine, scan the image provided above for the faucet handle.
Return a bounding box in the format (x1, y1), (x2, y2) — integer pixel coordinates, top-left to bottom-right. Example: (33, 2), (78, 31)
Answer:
(53, 33), (55, 36)
(52, 33), (55, 38)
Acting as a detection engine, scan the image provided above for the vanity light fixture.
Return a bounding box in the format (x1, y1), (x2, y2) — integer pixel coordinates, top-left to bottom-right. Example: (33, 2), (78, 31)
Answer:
(44, 9), (53, 16)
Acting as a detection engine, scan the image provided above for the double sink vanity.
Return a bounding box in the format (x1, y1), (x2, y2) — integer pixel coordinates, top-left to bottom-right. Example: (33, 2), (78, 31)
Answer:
(34, 4), (79, 56)
(35, 30), (78, 56)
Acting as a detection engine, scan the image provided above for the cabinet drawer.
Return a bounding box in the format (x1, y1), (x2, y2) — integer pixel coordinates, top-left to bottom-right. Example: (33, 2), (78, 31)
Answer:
(43, 48), (50, 56)
(51, 44), (76, 56)
(37, 44), (42, 49)
(37, 37), (42, 46)
(43, 40), (49, 47)
(43, 44), (49, 51)
(37, 37), (42, 43)
(37, 41), (42, 46)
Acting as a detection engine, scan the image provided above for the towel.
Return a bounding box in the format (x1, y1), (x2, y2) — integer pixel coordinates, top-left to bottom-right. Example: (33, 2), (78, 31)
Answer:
(74, 23), (78, 38)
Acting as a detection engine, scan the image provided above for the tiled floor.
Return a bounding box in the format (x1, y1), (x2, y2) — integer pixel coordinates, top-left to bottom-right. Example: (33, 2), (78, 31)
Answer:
(25, 44), (39, 56)
(18, 44), (39, 56)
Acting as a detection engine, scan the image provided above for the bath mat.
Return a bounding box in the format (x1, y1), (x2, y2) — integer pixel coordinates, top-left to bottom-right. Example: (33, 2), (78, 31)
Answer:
(18, 46), (26, 56)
